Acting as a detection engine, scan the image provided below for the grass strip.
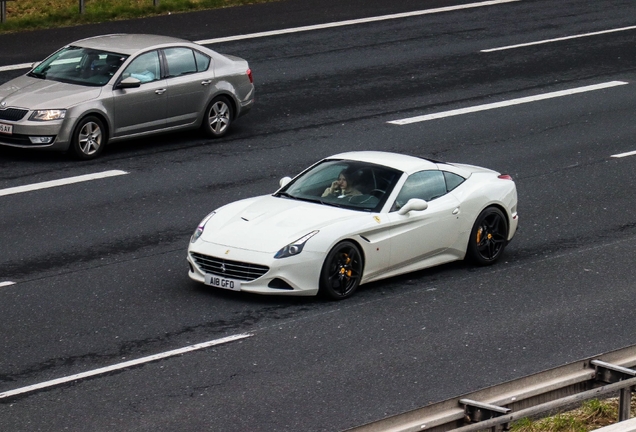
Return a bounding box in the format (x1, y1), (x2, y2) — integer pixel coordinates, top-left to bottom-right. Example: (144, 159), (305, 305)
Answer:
(1, 0), (278, 33)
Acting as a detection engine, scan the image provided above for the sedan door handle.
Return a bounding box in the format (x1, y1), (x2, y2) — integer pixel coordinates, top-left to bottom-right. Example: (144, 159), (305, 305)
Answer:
(155, 88), (167, 95)
(452, 207), (460, 215)
(201, 80), (212, 86)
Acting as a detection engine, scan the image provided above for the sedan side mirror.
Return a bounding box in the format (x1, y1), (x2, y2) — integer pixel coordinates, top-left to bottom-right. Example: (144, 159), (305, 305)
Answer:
(398, 198), (428, 215)
(279, 176), (292, 188)
(117, 77), (141, 89)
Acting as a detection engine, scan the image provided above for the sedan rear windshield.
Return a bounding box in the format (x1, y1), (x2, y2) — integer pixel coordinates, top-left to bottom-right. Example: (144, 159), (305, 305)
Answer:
(28, 46), (128, 87)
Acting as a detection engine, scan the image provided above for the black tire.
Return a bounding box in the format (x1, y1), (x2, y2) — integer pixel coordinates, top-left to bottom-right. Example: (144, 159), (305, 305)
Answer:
(71, 116), (106, 160)
(466, 207), (509, 265)
(202, 96), (233, 138)
(319, 241), (363, 300)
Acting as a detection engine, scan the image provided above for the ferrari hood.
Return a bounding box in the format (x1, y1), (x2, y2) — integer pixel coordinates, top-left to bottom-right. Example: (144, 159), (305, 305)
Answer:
(200, 195), (359, 253)
(0, 75), (102, 110)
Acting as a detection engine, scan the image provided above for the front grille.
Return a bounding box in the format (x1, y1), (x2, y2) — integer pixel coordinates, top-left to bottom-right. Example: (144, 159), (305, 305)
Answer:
(0, 108), (29, 122)
(190, 252), (269, 281)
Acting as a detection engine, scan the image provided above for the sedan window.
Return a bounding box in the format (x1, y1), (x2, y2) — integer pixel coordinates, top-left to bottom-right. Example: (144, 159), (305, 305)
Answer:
(164, 47), (198, 77)
(194, 50), (211, 71)
(121, 51), (161, 83)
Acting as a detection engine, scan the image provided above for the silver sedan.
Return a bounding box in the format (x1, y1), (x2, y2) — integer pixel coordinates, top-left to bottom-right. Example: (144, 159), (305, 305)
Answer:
(0, 34), (255, 159)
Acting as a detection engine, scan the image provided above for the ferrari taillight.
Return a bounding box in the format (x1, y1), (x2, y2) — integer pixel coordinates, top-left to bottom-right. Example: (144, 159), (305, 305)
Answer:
(498, 174), (513, 180)
(246, 68), (253, 83)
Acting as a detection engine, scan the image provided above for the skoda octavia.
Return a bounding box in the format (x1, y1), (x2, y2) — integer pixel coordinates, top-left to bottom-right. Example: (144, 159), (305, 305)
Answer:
(0, 34), (254, 159)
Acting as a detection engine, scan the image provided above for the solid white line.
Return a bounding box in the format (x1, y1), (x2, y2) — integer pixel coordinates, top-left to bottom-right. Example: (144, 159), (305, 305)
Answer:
(0, 170), (129, 197)
(0, 281), (16, 287)
(481, 25), (636, 52)
(0, 63), (34, 72)
(0, 333), (253, 399)
(611, 150), (636, 158)
(387, 81), (629, 125)
(195, 0), (520, 44)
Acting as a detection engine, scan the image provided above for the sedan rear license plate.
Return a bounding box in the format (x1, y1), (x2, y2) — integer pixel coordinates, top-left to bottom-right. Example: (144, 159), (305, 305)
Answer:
(0, 123), (13, 135)
(204, 273), (241, 291)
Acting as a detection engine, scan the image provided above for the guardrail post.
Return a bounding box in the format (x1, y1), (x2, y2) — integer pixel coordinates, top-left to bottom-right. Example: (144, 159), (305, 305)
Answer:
(591, 360), (636, 422)
(1, 1), (6, 23)
(79, 0), (84, 14)
(619, 387), (632, 422)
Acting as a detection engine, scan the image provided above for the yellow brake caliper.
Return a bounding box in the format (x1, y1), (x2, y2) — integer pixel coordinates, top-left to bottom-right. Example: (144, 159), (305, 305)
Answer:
(339, 255), (352, 277)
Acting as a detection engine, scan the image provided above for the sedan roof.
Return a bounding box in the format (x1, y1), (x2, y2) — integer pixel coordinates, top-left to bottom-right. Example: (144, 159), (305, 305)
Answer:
(71, 34), (193, 55)
(327, 151), (439, 174)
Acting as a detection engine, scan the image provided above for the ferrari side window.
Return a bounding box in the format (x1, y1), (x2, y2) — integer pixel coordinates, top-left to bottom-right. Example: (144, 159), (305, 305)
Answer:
(393, 171), (447, 210)
(443, 171), (465, 192)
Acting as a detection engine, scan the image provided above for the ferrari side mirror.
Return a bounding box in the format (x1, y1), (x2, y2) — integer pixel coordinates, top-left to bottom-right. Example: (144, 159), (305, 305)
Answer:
(398, 198), (428, 215)
(279, 176), (292, 187)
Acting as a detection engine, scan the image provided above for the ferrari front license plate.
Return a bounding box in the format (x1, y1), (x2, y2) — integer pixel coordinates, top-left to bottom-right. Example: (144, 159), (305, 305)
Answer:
(0, 123), (13, 135)
(205, 273), (241, 291)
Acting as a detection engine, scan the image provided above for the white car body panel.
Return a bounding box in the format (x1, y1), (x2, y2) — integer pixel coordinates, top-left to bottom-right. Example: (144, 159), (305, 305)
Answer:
(187, 151), (519, 297)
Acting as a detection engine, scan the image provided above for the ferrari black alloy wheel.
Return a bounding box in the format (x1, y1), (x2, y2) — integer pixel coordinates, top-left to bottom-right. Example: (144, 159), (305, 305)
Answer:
(467, 207), (509, 265)
(319, 241), (363, 300)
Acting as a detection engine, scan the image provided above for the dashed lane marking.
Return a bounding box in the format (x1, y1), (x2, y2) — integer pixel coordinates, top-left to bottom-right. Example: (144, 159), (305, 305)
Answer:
(387, 81), (629, 125)
(0, 170), (129, 197)
(482, 25), (636, 52)
(0, 333), (253, 399)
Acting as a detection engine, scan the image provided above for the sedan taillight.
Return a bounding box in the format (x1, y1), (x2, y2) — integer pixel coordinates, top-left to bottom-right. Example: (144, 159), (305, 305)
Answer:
(246, 68), (253, 83)
(498, 174), (513, 180)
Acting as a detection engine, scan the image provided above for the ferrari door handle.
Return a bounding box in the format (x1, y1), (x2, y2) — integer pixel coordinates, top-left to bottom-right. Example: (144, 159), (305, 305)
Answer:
(452, 207), (460, 215)
(155, 88), (166, 95)
(201, 80), (212, 86)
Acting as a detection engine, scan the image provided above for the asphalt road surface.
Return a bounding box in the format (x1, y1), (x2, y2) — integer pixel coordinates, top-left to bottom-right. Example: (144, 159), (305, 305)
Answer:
(1, 0), (636, 430)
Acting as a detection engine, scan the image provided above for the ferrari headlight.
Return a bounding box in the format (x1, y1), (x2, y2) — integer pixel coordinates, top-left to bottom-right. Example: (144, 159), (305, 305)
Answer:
(274, 231), (319, 259)
(190, 212), (216, 243)
(30, 109), (67, 121)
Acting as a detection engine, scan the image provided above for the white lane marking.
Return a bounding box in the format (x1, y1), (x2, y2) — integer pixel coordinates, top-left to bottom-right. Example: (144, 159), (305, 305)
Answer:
(194, 0), (520, 44)
(0, 281), (16, 287)
(387, 81), (629, 125)
(611, 150), (636, 158)
(482, 25), (636, 52)
(0, 170), (129, 197)
(0, 63), (34, 72)
(0, 333), (253, 399)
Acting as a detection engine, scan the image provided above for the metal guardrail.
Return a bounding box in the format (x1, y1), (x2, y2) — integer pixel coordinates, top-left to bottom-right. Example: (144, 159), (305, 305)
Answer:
(347, 345), (636, 432)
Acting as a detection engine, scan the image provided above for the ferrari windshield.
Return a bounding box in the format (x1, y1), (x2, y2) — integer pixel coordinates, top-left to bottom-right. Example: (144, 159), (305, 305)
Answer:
(277, 159), (403, 212)
(28, 46), (128, 87)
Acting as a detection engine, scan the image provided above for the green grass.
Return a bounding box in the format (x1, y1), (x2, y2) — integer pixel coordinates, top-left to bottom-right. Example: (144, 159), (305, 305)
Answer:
(0, 0), (279, 33)
(510, 398), (634, 432)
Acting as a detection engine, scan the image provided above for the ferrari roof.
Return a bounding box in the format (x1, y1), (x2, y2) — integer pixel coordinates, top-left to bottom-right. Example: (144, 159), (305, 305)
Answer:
(327, 151), (439, 174)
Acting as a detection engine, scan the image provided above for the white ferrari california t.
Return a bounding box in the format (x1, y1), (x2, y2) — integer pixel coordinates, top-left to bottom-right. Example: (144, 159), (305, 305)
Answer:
(187, 151), (518, 299)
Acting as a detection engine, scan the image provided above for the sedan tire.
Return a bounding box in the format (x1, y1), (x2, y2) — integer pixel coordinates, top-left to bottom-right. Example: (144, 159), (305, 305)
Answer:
(319, 241), (363, 300)
(71, 116), (106, 160)
(467, 207), (509, 265)
(202, 96), (233, 138)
